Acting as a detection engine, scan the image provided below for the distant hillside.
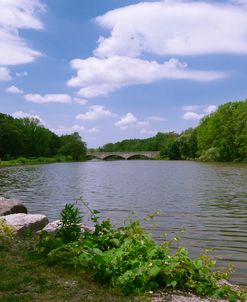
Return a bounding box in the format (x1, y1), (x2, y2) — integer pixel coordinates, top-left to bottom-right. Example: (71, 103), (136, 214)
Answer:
(99, 100), (247, 162)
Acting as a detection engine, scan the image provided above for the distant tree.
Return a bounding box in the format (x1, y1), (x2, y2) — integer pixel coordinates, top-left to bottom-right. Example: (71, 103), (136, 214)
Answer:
(0, 118), (24, 159)
(59, 132), (87, 160)
(196, 100), (247, 161)
(177, 128), (197, 159)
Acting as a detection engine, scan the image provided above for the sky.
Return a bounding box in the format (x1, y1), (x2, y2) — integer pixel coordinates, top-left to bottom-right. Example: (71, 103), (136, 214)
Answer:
(0, 0), (247, 148)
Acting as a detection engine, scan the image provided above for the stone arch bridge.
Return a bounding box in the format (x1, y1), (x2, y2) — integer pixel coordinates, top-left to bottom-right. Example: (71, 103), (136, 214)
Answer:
(87, 151), (160, 160)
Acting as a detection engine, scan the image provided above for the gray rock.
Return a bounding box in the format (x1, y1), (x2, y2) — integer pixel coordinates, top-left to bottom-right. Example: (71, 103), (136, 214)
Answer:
(0, 198), (27, 216)
(41, 219), (61, 234)
(40, 219), (95, 234)
(2, 213), (49, 236)
(151, 290), (228, 302)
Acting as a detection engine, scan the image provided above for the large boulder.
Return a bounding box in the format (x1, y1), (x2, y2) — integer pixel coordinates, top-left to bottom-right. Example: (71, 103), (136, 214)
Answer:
(2, 213), (49, 236)
(0, 197), (27, 216)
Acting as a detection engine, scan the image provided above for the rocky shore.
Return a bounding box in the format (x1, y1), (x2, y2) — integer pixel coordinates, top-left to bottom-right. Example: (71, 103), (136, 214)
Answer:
(0, 197), (94, 236)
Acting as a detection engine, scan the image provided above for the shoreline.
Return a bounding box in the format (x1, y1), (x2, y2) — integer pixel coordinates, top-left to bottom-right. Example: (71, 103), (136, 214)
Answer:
(0, 156), (89, 167)
(1, 156), (247, 168)
(1, 199), (247, 301)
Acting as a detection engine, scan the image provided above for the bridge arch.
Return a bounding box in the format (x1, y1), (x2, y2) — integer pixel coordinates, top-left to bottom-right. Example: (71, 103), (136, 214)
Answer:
(87, 151), (160, 160)
(126, 154), (150, 160)
(103, 154), (125, 160)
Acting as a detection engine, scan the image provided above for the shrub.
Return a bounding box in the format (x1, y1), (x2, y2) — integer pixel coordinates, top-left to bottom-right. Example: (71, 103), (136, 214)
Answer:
(0, 218), (15, 251)
(56, 204), (82, 243)
(199, 147), (221, 162)
(0, 218), (15, 238)
(35, 204), (247, 301)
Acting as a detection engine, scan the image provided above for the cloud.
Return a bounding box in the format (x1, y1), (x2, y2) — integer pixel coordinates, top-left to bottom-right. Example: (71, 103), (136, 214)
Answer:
(16, 71), (28, 77)
(115, 112), (137, 128)
(24, 94), (72, 104)
(74, 97), (88, 105)
(182, 104), (218, 120)
(115, 112), (150, 130)
(0, 67), (12, 81)
(12, 111), (45, 124)
(0, 0), (44, 66)
(95, 1), (247, 58)
(68, 56), (225, 98)
(182, 111), (204, 121)
(136, 121), (150, 128)
(203, 105), (217, 114)
(76, 105), (114, 121)
(52, 125), (99, 135)
(6, 85), (23, 94)
(147, 116), (167, 122)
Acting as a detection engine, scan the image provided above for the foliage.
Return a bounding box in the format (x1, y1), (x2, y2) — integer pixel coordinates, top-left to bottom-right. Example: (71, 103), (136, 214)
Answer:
(0, 218), (15, 238)
(98, 100), (247, 162)
(0, 218), (15, 251)
(199, 147), (221, 162)
(0, 113), (87, 161)
(57, 204), (82, 243)
(59, 132), (87, 160)
(196, 100), (247, 161)
(35, 204), (247, 301)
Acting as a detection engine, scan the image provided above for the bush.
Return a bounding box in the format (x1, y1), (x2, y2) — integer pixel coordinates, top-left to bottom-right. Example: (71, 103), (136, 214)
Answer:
(0, 218), (15, 251)
(35, 204), (247, 301)
(199, 147), (221, 162)
(56, 204), (82, 243)
(0, 218), (15, 238)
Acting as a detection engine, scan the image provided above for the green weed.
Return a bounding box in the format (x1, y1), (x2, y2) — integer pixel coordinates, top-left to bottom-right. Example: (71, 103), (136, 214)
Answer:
(35, 203), (247, 301)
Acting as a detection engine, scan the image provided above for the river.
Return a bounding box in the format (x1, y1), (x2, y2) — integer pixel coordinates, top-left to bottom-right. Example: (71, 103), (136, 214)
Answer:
(0, 160), (246, 284)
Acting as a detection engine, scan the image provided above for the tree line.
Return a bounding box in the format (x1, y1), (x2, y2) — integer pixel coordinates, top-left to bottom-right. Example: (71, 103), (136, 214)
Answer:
(99, 100), (247, 162)
(0, 113), (87, 161)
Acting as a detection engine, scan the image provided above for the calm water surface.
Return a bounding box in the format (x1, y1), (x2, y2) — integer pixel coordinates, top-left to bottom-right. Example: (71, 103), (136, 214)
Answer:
(0, 160), (246, 284)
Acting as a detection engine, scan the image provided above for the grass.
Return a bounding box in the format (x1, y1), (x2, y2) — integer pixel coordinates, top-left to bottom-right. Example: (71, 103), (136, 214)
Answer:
(0, 156), (88, 167)
(0, 238), (143, 302)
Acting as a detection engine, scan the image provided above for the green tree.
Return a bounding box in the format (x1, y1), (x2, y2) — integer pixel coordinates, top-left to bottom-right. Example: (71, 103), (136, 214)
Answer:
(196, 100), (247, 161)
(59, 132), (87, 160)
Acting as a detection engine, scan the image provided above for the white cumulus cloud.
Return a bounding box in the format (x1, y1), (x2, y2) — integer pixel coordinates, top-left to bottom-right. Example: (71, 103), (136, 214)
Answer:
(115, 112), (137, 128)
(6, 85), (23, 94)
(0, 67), (12, 81)
(0, 0), (44, 66)
(115, 112), (151, 130)
(76, 105), (114, 121)
(95, 1), (247, 58)
(182, 111), (204, 121)
(24, 94), (72, 104)
(74, 97), (88, 105)
(203, 105), (218, 114)
(182, 104), (218, 120)
(52, 125), (99, 135)
(68, 56), (225, 98)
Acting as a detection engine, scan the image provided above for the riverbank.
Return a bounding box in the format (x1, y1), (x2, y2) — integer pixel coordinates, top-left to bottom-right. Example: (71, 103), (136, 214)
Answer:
(3, 239), (246, 302)
(0, 238), (132, 302)
(0, 156), (89, 167)
(1, 199), (247, 301)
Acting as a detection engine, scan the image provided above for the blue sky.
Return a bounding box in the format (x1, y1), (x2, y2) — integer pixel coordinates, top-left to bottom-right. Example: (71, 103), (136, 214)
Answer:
(1, 0), (247, 148)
